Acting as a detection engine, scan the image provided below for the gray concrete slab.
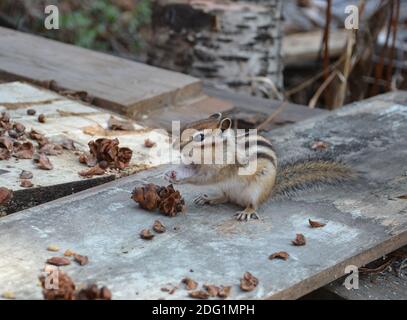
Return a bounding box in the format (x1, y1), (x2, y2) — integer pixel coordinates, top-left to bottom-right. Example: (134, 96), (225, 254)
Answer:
(0, 92), (407, 300)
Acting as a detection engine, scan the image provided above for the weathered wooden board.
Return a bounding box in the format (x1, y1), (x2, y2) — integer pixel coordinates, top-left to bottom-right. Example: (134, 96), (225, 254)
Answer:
(0, 27), (202, 118)
(325, 246), (407, 300)
(282, 30), (348, 66)
(0, 91), (406, 300)
(327, 268), (407, 300)
(139, 85), (326, 132)
(204, 86), (327, 130)
(0, 82), (175, 214)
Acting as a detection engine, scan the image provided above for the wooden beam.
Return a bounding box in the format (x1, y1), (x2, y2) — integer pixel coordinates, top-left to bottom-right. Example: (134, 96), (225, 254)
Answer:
(1, 91), (406, 299)
(0, 27), (203, 119)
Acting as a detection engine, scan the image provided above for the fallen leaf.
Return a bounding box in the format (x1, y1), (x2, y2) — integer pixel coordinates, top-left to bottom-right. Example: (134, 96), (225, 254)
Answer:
(20, 170), (33, 180)
(144, 139), (156, 148)
(0, 187), (13, 205)
(73, 254), (89, 266)
(269, 251), (290, 261)
(309, 219), (326, 228)
(46, 257), (71, 266)
(189, 290), (210, 299)
(34, 153), (53, 170)
(292, 234), (306, 246)
(240, 272), (258, 292)
(107, 116), (135, 131)
(140, 229), (154, 240)
(20, 179), (33, 188)
(153, 220), (166, 233)
(182, 277), (198, 290)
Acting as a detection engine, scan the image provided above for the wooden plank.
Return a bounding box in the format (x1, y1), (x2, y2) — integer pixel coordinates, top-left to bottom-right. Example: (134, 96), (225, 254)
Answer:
(0, 82), (176, 215)
(0, 91), (406, 299)
(324, 246), (407, 300)
(204, 86), (327, 130)
(144, 85), (325, 132)
(282, 30), (348, 66)
(0, 27), (202, 118)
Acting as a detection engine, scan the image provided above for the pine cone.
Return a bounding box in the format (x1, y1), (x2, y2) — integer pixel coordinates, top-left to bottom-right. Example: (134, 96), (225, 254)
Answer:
(131, 184), (186, 216)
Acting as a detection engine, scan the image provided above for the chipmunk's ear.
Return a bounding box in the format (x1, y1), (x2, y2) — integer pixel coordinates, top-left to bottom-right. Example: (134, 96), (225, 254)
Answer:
(220, 118), (232, 131)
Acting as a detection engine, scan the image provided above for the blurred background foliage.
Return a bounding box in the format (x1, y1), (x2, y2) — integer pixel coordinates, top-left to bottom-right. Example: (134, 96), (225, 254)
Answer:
(0, 0), (152, 55)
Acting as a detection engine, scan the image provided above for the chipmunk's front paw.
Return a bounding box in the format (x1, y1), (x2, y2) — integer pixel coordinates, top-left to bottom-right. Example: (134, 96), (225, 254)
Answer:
(193, 194), (210, 206)
(234, 210), (260, 222)
(164, 170), (180, 184)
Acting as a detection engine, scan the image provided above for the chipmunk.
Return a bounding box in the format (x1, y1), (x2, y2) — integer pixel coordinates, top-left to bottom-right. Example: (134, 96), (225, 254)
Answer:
(165, 113), (354, 221)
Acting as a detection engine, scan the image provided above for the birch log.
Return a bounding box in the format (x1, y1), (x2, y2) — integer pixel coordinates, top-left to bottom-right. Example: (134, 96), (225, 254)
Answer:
(144, 0), (284, 98)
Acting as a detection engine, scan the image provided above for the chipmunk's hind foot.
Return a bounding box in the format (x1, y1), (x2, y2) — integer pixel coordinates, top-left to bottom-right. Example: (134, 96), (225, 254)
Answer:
(234, 206), (260, 222)
(194, 194), (227, 206)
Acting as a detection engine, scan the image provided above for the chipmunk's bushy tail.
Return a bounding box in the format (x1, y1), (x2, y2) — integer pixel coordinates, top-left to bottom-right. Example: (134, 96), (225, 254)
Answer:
(273, 157), (355, 198)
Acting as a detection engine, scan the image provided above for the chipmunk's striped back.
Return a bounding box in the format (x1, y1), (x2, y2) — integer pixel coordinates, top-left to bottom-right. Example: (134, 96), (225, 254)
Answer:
(237, 132), (277, 169)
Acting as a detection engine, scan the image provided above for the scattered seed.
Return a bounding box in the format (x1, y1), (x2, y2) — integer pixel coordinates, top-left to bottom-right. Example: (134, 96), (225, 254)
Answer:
(217, 286), (232, 299)
(64, 249), (74, 257)
(189, 290), (210, 299)
(309, 219), (326, 228)
(20, 179), (33, 188)
(269, 251), (289, 261)
(47, 245), (60, 252)
(0, 187), (13, 205)
(20, 170), (33, 180)
(311, 140), (328, 150)
(161, 285), (178, 295)
(38, 114), (46, 123)
(292, 234), (306, 246)
(73, 253), (89, 266)
(46, 256), (71, 266)
(27, 109), (36, 116)
(182, 277), (198, 290)
(140, 229), (154, 240)
(144, 139), (156, 148)
(203, 284), (219, 297)
(240, 272), (258, 292)
(153, 220), (166, 233)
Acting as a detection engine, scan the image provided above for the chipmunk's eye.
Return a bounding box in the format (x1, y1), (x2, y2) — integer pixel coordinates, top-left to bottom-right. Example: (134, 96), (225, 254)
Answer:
(193, 133), (205, 142)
